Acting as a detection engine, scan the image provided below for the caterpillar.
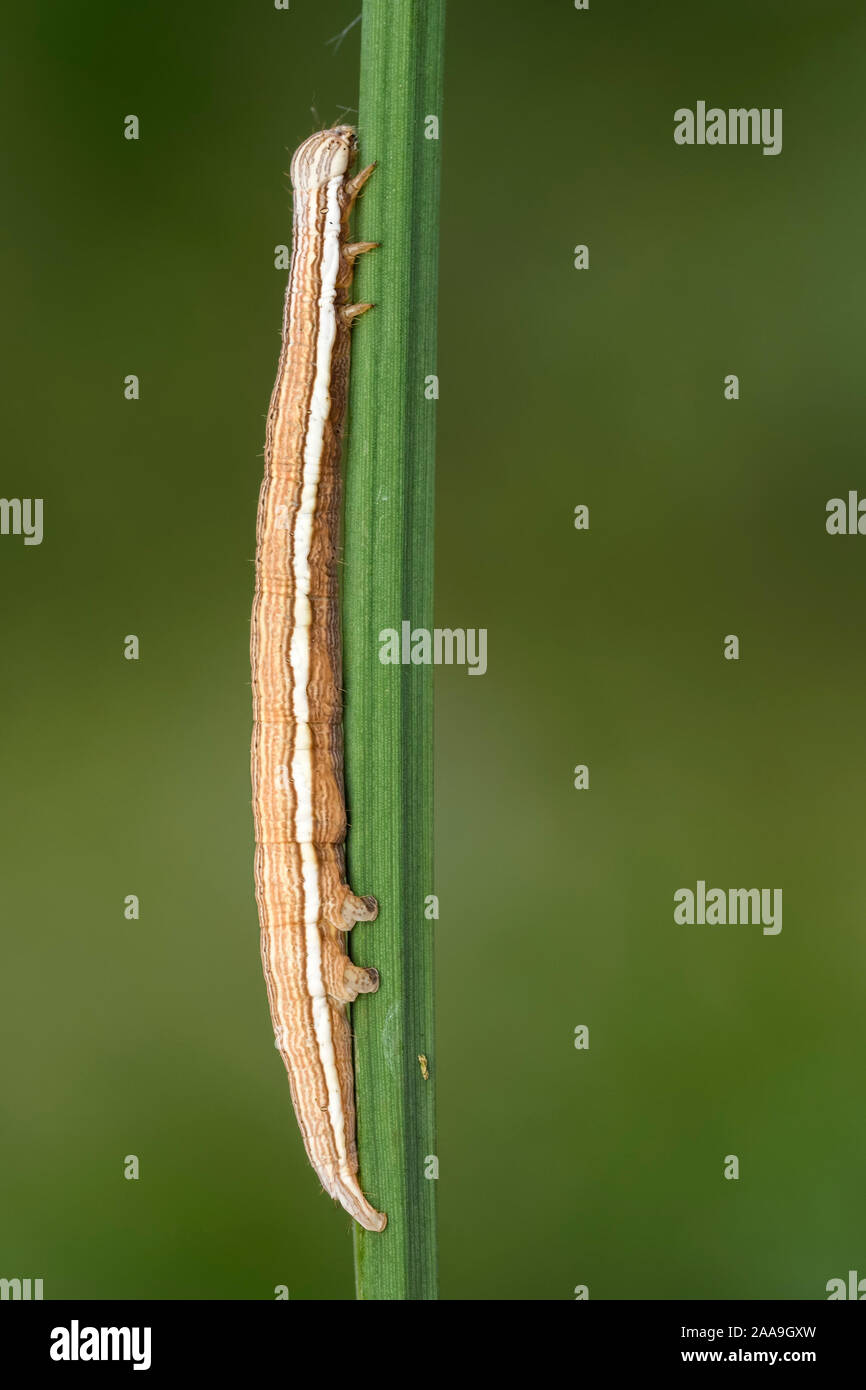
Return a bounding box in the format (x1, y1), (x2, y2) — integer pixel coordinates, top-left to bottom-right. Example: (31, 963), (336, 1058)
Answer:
(250, 126), (385, 1232)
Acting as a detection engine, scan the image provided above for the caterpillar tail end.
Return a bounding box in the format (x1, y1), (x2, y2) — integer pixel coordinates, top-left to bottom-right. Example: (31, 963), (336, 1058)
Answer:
(322, 1168), (387, 1232)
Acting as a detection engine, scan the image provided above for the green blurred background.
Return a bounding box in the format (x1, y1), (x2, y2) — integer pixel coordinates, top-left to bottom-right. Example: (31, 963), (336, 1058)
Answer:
(2, 0), (866, 1300)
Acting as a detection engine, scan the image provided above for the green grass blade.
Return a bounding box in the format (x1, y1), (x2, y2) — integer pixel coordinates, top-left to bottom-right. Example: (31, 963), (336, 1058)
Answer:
(342, 0), (446, 1302)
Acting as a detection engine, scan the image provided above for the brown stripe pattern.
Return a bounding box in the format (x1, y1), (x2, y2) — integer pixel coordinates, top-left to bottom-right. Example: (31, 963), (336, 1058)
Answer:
(250, 127), (385, 1232)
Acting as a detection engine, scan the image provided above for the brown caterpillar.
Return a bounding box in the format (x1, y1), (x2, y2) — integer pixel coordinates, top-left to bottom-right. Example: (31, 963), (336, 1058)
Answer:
(250, 126), (385, 1232)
